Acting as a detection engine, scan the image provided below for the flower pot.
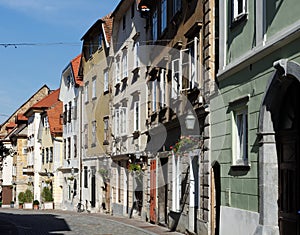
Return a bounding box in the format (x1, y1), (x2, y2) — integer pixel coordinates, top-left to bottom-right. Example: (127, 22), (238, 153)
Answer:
(33, 204), (39, 210)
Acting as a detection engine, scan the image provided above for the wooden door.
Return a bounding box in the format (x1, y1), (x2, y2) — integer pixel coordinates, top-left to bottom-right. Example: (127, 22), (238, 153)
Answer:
(150, 159), (156, 223)
(277, 131), (300, 235)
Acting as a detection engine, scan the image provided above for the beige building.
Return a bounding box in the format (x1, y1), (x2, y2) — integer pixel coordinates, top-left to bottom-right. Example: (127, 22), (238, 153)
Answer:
(79, 14), (113, 212)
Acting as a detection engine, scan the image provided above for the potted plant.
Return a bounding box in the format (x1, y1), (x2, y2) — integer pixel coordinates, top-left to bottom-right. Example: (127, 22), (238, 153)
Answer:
(18, 192), (25, 209)
(33, 200), (39, 210)
(10, 201), (15, 208)
(23, 189), (33, 209)
(41, 187), (54, 209)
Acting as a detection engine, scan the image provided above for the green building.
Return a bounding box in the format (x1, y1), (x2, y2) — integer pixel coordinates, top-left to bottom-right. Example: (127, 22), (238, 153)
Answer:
(210, 0), (300, 234)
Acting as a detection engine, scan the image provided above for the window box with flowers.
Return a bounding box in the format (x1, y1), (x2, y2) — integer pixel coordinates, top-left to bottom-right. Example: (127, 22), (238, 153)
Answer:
(170, 136), (200, 154)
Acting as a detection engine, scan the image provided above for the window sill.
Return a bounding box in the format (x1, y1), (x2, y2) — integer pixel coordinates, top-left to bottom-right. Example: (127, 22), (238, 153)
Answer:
(230, 164), (250, 171)
(103, 90), (109, 95)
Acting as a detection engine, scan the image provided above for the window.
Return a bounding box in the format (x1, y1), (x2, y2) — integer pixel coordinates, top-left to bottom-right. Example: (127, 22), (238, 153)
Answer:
(123, 15), (126, 30)
(42, 149), (45, 164)
(84, 124), (88, 148)
(74, 136), (77, 158)
(171, 58), (181, 98)
(92, 77), (96, 99)
(63, 104), (67, 125)
(98, 33), (103, 49)
(114, 107), (127, 136)
(152, 10), (158, 41)
(46, 148), (49, 163)
(232, 108), (248, 165)
(115, 58), (121, 84)
(92, 120), (97, 147)
(122, 50), (128, 79)
(68, 137), (71, 159)
(104, 70), (109, 93)
(49, 147), (53, 163)
(173, 0), (181, 15)
(151, 80), (157, 112)
(161, 0), (167, 32)
(182, 43), (197, 90)
(44, 116), (49, 128)
(232, 0), (247, 21)
(84, 166), (88, 188)
(159, 69), (166, 107)
(89, 42), (93, 58)
(120, 107), (127, 135)
(85, 83), (89, 103)
(103, 117), (109, 144)
(133, 41), (140, 69)
(71, 103), (77, 120)
(68, 101), (72, 122)
(64, 139), (66, 159)
(134, 101), (140, 131)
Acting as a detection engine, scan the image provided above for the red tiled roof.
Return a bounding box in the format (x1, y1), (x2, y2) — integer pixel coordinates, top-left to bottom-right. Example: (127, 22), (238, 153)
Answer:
(71, 54), (83, 86)
(16, 113), (28, 122)
(47, 101), (63, 136)
(6, 122), (16, 129)
(32, 89), (60, 109)
(102, 13), (113, 46)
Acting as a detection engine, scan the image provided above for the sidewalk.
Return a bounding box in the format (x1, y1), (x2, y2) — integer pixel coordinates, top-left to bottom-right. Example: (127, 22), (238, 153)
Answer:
(88, 212), (184, 235)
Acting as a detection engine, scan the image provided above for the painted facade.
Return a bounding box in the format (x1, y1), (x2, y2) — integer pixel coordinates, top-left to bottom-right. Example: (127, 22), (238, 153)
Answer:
(79, 14), (112, 213)
(109, 0), (150, 218)
(211, 0), (300, 234)
(58, 54), (82, 211)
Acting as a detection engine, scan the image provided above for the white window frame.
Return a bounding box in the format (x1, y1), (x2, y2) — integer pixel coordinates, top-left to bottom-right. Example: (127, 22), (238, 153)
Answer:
(161, 0), (167, 32)
(232, 108), (248, 166)
(114, 109), (120, 137)
(159, 69), (166, 107)
(122, 50), (128, 79)
(133, 41), (140, 69)
(115, 58), (121, 84)
(104, 70), (109, 93)
(152, 10), (158, 41)
(120, 107), (127, 136)
(134, 101), (140, 131)
(151, 80), (157, 112)
(171, 58), (182, 98)
(232, 0), (247, 21)
(92, 77), (96, 99)
(84, 83), (89, 103)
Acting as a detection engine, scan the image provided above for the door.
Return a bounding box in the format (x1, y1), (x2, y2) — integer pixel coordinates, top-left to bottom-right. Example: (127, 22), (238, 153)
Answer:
(277, 131), (300, 235)
(158, 158), (168, 225)
(91, 174), (96, 208)
(211, 162), (221, 235)
(150, 159), (156, 223)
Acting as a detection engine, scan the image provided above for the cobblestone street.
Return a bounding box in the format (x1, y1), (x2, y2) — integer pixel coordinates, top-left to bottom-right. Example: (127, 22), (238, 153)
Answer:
(0, 208), (183, 235)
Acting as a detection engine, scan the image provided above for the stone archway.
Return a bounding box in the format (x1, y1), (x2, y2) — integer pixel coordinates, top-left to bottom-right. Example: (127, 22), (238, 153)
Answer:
(256, 59), (300, 235)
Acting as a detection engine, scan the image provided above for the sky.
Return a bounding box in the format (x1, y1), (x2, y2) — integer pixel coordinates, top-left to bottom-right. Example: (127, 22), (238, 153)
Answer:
(0, 0), (120, 124)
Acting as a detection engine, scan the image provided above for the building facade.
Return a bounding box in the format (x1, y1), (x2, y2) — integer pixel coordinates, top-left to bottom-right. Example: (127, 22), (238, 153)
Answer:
(79, 14), (112, 213)
(59, 54), (83, 211)
(211, 0), (300, 234)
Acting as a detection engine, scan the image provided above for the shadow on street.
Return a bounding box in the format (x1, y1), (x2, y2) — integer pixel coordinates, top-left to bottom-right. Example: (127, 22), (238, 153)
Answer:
(0, 212), (71, 235)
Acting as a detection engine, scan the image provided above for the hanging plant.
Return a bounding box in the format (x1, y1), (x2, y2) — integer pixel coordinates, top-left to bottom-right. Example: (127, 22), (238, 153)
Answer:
(99, 168), (110, 181)
(128, 163), (142, 172)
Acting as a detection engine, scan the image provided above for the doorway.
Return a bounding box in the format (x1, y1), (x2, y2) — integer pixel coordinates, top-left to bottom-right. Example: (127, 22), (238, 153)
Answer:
(276, 79), (300, 235)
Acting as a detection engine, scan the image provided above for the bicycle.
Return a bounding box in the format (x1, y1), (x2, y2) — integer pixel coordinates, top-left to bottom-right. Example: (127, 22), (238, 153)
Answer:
(77, 201), (85, 212)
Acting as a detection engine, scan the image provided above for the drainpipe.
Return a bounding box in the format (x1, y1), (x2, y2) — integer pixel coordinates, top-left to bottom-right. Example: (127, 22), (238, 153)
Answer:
(79, 87), (83, 207)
